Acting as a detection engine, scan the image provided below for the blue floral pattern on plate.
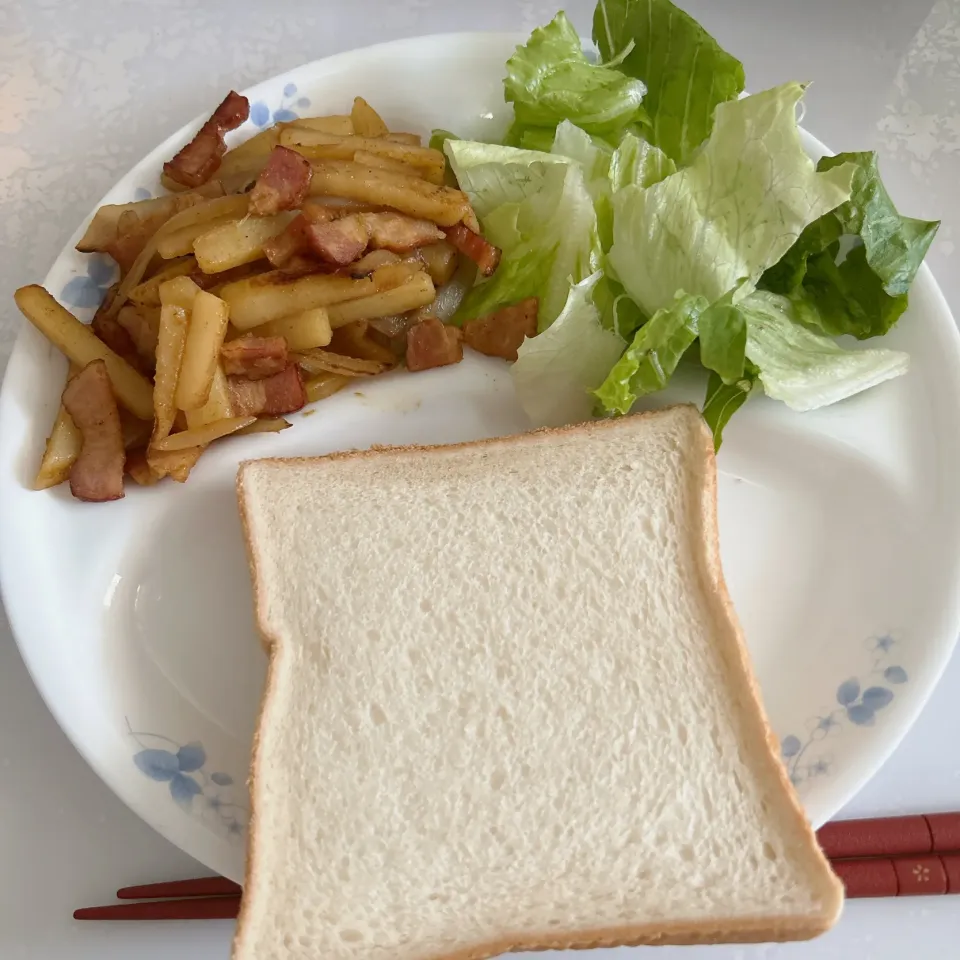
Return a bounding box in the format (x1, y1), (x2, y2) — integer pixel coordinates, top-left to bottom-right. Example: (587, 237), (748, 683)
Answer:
(780, 635), (908, 789)
(60, 255), (117, 311)
(249, 82), (309, 128)
(126, 720), (247, 840)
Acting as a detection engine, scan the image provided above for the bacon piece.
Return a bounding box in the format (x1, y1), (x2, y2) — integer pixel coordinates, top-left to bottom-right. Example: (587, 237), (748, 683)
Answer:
(262, 215), (312, 267)
(360, 213), (445, 253)
(91, 293), (149, 374)
(248, 146), (313, 217)
(302, 215), (370, 266)
(462, 297), (539, 362)
(221, 336), (288, 379)
(445, 224), (501, 276)
(163, 91), (250, 189)
(61, 360), (126, 502)
(228, 364), (306, 416)
(406, 317), (463, 372)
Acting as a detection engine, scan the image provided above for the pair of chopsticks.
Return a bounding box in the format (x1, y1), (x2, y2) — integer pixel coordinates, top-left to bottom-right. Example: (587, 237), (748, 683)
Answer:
(817, 812), (960, 898)
(75, 812), (960, 920)
(74, 877), (242, 921)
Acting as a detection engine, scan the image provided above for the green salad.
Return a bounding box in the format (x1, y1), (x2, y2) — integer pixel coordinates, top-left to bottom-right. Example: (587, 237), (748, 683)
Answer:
(439, 0), (939, 445)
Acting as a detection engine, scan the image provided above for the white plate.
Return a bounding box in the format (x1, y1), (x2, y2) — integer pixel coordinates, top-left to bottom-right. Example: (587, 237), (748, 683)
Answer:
(3, 33), (960, 884)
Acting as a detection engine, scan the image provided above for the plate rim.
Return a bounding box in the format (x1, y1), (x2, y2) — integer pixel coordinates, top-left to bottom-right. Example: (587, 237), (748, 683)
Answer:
(3, 29), (960, 880)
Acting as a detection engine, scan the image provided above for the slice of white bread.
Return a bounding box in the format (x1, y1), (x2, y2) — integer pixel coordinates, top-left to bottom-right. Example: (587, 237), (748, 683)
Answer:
(233, 405), (842, 960)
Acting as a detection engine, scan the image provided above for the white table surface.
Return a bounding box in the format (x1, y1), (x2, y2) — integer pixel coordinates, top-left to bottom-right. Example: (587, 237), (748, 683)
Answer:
(2, 0), (960, 957)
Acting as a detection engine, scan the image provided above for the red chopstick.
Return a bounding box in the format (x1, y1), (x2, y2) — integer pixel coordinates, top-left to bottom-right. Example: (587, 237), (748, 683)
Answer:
(117, 876), (241, 899)
(816, 812), (960, 860)
(832, 852), (960, 898)
(74, 895), (240, 921)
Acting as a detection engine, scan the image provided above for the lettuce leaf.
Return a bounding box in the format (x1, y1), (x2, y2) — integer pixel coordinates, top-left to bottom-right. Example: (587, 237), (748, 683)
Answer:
(698, 290), (746, 384)
(513, 272), (626, 426)
(608, 131), (676, 191)
(429, 129), (461, 152)
(594, 292), (706, 415)
(608, 83), (854, 317)
(593, 0), (745, 164)
(451, 160), (600, 330)
(741, 291), (909, 411)
(505, 11), (649, 146)
(592, 273), (647, 339)
(761, 152), (939, 339)
(702, 365), (758, 450)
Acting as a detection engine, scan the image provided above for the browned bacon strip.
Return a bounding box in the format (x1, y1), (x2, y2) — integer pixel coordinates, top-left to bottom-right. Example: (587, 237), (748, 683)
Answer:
(303, 215), (370, 266)
(406, 317), (463, 372)
(445, 224), (501, 276)
(462, 297), (538, 362)
(262, 215), (311, 268)
(228, 364), (306, 416)
(221, 336), (288, 380)
(248, 146), (313, 217)
(163, 91), (250, 189)
(358, 212), (445, 253)
(61, 360), (126, 502)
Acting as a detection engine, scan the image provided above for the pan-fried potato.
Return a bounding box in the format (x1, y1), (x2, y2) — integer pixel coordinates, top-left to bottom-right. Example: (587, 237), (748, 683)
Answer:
(308, 160), (472, 226)
(193, 212), (296, 273)
(285, 114), (354, 136)
(14, 286), (155, 420)
(384, 132), (422, 146)
(75, 185), (224, 253)
(175, 290), (230, 410)
(352, 150), (423, 179)
(157, 216), (240, 260)
(34, 406), (80, 490)
(221, 271), (378, 330)
(294, 349), (391, 377)
(351, 97), (388, 137)
(110, 194), (250, 316)
(186, 364), (234, 428)
(280, 130), (445, 184)
(222, 127), (280, 167)
(253, 307), (333, 351)
(417, 241), (458, 286)
(209, 261), (273, 290)
(236, 416), (292, 434)
(128, 257), (197, 307)
(147, 444), (204, 483)
(304, 371), (353, 402)
(152, 303), (189, 442)
(370, 260), (425, 291)
(216, 127), (281, 193)
(159, 275), (202, 310)
(326, 272), (436, 328)
(151, 416), (255, 452)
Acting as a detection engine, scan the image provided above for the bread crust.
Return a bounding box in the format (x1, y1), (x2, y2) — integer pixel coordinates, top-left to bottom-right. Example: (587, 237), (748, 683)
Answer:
(232, 405), (843, 958)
